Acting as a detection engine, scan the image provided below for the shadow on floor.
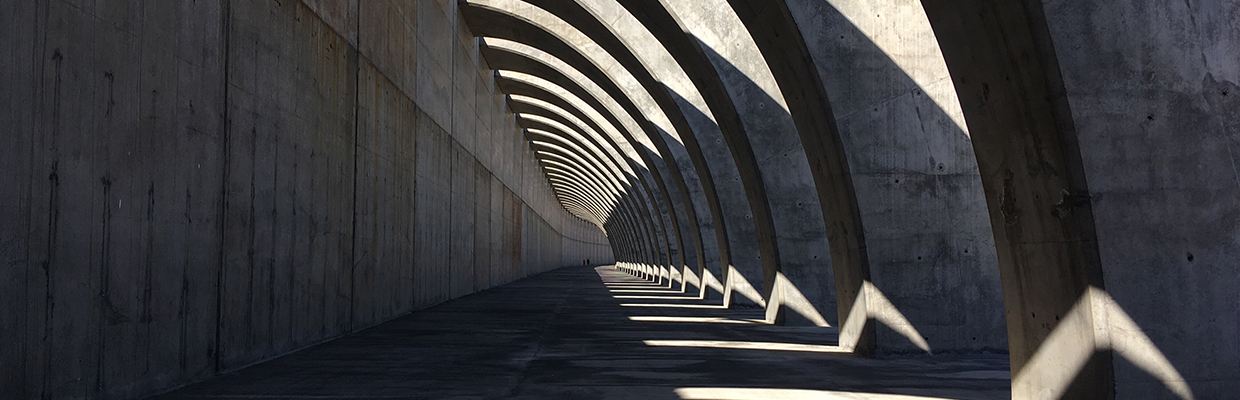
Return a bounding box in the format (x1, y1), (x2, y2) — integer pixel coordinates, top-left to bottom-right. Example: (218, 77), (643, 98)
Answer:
(150, 265), (1009, 400)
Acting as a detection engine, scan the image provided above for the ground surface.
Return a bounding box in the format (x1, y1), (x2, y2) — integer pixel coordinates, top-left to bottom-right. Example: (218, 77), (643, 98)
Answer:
(152, 266), (1010, 399)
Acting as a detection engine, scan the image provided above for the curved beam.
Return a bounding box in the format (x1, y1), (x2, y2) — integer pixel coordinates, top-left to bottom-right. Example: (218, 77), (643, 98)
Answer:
(531, 139), (623, 198)
(725, 0), (874, 347)
(916, 2), (1115, 395)
(490, 72), (678, 275)
(543, 166), (612, 218)
(614, 0), (789, 307)
(506, 97), (674, 275)
(549, 174), (656, 267)
(516, 105), (675, 280)
(528, 133), (627, 199)
(524, 120), (629, 192)
(521, 116), (672, 279)
(519, 0), (740, 301)
(462, 4), (701, 279)
(551, 184), (647, 266)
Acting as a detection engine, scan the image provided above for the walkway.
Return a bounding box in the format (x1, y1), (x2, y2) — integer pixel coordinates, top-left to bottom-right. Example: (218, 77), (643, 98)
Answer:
(152, 266), (1009, 399)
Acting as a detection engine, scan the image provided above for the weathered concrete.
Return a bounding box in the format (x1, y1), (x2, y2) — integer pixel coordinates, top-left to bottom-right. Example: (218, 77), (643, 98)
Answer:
(786, 0), (1007, 355)
(1037, 0), (1239, 397)
(922, 0), (1239, 397)
(5, 0), (1236, 399)
(461, 2), (711, 292)
(0, 1), (610, 398)
(152, 266), (1011, 399)
(661, 0), (838, 329)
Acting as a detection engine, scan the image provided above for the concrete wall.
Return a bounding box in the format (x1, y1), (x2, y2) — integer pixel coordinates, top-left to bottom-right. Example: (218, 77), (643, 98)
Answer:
(1041, 0), (1239, 396)
(0, 0), (609, 398)
(788, 0), (1007, 354)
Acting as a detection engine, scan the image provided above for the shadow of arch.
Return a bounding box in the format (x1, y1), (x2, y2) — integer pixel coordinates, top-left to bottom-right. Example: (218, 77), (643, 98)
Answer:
(731, 0), (1199, 397)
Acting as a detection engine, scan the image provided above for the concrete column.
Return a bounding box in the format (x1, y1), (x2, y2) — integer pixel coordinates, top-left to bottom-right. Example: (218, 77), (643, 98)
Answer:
(785, 0), (1007, 354)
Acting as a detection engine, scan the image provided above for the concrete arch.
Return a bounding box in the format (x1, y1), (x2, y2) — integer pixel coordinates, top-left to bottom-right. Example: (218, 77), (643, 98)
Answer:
(611, 0), (795, 311)
(717, 0), (875, 352)
(515, 102), (694, 288)
(776, 0), (1007, 355)
(621, 0), (840, 323)
(487, 60), (700, 290)
(530, 138), (624, 199)
(913, 2), (1115, 396)
(549, 180), (651, 270)
(460, 2), (710, 289)
(525, 125), (630, 196)
(545, 173), (608, 222)
(488, 71), (686, 288)
(510, 99), (696, 286)
(528, 123), (674, 283)
(513, 102), (638, 185)
(513, 0), (763, 307)
(514, 0), (771, 308)
(547, 170), (659, 270)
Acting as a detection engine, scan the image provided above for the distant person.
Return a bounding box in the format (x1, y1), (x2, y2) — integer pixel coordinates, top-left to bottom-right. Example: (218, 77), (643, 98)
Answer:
(582, 259), (587, 266)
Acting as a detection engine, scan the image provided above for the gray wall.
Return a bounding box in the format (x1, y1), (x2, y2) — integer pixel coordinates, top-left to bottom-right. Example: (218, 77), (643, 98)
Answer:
(788, 0), (1006, 354)
(1042, 0), (1239, 396)
(0, 0), (610, 398)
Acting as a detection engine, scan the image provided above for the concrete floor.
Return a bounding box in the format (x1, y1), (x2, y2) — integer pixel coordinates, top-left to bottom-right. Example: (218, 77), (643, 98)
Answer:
(151, 266), (1010, 399)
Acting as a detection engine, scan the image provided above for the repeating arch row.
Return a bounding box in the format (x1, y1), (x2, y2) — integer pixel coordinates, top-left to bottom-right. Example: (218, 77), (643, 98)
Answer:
(461, 0), (1236, 398)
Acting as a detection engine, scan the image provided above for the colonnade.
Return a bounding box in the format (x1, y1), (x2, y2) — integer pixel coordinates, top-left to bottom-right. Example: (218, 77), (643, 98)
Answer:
(459, 0), (1238, 398)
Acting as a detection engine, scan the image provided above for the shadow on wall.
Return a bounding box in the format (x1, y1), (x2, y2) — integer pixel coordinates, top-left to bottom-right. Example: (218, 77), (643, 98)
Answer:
(659, 3), (1193, 398)
(785, 0), (1194, 397)
(495, 0), (1196, 396)
(778, 0), (1006, 355)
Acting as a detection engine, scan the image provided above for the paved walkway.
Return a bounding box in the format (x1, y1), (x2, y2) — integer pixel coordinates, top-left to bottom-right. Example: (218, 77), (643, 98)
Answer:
(153, 266), (1009, 399)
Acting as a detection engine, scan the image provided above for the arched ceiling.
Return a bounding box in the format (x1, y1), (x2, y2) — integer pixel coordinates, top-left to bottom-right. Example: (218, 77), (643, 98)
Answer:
(458, 0), (867, 293)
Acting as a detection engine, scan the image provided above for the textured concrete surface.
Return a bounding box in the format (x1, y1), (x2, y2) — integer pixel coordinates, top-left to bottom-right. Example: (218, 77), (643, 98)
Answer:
(0, 1), (610, 398)
(922, 0), (1239, 397)
(656, 0), (839, 327)
(1040, 0), (1240, 396)
(151, 266), (1010, 399)
(4, 0), (1235, 399)
(787, 0), (1007, 355)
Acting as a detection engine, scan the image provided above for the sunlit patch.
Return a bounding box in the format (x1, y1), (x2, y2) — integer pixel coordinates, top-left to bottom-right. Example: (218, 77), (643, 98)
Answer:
(820, 0), (970, 134)
(674, 387), (954, 400)
(700, 268), (726, 297)
(838, 281), (930, 354)
(723, 265), (765, 308)
(493, 69), (654, 166)
(609, 288), (685, 293)
(612, 295), (702, 300)
(620, 303), (729, 309)
(765, 272), (828, 326)
(643, 340), (848, 354)
(629, 316), (764, 325)
(661, 1), (790, 113)
(1014, 286), (1194, 400)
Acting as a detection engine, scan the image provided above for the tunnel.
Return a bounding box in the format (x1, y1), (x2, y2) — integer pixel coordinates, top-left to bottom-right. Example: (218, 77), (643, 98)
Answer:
(1, 0), (1237, 399)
